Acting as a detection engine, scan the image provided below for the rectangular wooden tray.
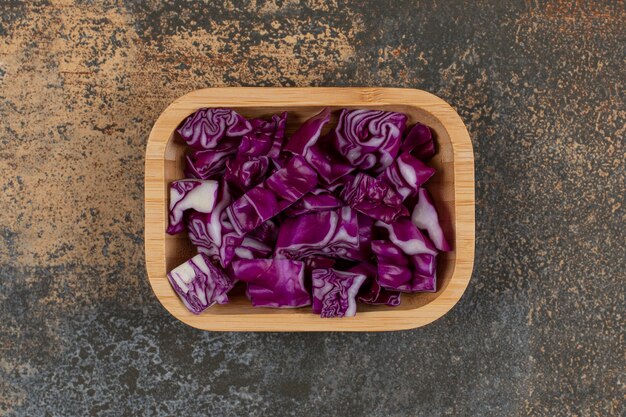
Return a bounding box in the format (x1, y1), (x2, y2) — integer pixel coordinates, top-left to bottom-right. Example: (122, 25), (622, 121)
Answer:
(145, 87), (474, 331)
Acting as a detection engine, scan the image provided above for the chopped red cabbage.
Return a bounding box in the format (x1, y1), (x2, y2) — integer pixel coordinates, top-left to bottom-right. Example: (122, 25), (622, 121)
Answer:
(351, 263), (401, 306)
(275, 206), (359, 260)
(303, 256), (337, 271)
(331, 109), (407, 173)
(224, 155), (271, 195)
(312, 268), (366, 318)
(248, 219), (279, 246)
(284, 107), (330, 155)
(167, 107), (449, 316)
(284, 188), (342, 217)
(177, 108), (251, 150)
(340, 172), (409, 223)
(226, 155), (318, 234)
(167, 179), (219, 235)
(412, 187), (451, 251)
(402, 122), (435, 161)
(231, 259), (311, 308)
(184, 138), (239, 180)
(375, 218), (438, 256)
(379, 152), (436, 200)
(371, 240), (437, 292)
(237, 112), (287, 160)
(167, 253), (234, 314)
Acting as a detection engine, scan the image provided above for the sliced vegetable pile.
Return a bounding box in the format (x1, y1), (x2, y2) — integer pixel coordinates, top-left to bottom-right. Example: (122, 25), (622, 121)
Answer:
(166, 107), (450, 318)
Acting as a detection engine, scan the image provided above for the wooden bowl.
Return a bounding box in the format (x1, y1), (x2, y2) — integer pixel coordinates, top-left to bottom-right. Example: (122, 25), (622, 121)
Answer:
(145, 87), (474, 331)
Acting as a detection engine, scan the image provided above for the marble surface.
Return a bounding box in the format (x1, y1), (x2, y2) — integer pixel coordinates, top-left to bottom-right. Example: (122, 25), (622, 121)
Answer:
(1, 1), (624, 416)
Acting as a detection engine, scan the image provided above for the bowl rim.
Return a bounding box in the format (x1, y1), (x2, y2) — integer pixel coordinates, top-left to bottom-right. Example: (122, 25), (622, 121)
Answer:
(145, 87), (474, 332)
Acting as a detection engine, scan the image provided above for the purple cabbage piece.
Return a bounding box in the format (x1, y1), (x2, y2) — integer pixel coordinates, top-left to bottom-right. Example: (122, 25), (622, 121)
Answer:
(264, 156), (318, 204)
(351, 263), (401, 306)
(226, 155), (318, 235)
(332, 109), (407, 173)
(222, 113), (288, 194)
(184, 138), (239, 180)
(232, 236), (273, 261)
(188, 211), (271, 267)
(187, 181), (232, 262)
(275, 206), (359, 260)
(312, 268), (367, 318)
(238, 112), (287, 160)
(340, 172), (409, 223)
(343, 213), (375, 261)
(186, 182), (269, 267)
(224, 155), (271, 194)
(402, 122), (435, 161)
(375, 218), (438, 256)
(410, 253), (438, 291)
(325, 174), (355, 193)
(358, 276), (402, 306)
(231, 259), (311, 308)
(412, 187), (451, 251)
(339, 213), (374, 262)
(303, 256), (337, 271)
(371, 240), (412, 290)
(284, 107), (330, 155)
(379, 152), (436, 200)
(177, 108), (252, 150)
(305, 142), (355, 184)
(167, 253), (234, 314)
(371, 240), (437, 292)
(167, 179), (219, 235)
(283, 107), (355, 184)
(284, 188), (342, 217)
(248, 219), (279, 246)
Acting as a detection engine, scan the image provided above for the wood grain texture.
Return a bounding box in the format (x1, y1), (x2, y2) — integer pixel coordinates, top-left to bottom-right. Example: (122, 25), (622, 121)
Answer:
(144, 87), (474, 331)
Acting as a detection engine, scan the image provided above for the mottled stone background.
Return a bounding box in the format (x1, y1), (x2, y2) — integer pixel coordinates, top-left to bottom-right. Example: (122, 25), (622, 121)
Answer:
(0, 1), (624, 416)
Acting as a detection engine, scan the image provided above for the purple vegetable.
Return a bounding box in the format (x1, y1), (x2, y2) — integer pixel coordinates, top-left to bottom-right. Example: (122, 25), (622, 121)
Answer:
(352, 263), (401, 306)
(332, 109), (407, 173)
(186, 203), (256, 268)
(343, 213), (375, 261)
(375, 218), (438, 256)
(412, 188), (451, 251)
(312, 268), (366, 318)
(283, 108), (355, 184)
(358, 277), (402, 306)
(188, 211), (270, 267)
(226, 156), (318, 234)
(284, 107), (330, 155)
(371, 240), (412, 288)
(411, 253), (438, 291)
(340, 173), (409, 223)
(275, 206), (359, 259)
(224, 155), (271, 194)
(248, 219), (279, 246)
(184, 138), (239, 180)
(232, 236), (273, 261)
(371, 240), (436, 292)
(238, 112), (287, 160)
(178, 108), (252, 150)
(402, 122), (435, 161)
(185, 181), (268, 267)
(303, 256), (337, 271)
(167, 253), (234, 314)
(171, 108), (449, 315)
(305, 143), (355, 184)
(231, 259), (311, 308)
(379, 152), (436, 200)
(167, 179), (219, 235)
(284, 188), (342, 217)
(325, 174), (355, 193)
